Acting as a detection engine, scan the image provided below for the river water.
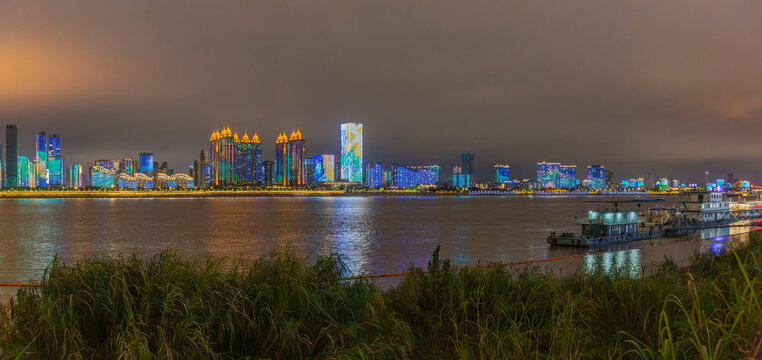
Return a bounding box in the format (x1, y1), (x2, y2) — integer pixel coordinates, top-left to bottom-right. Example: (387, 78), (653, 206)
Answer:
(0, 195), (758, 299)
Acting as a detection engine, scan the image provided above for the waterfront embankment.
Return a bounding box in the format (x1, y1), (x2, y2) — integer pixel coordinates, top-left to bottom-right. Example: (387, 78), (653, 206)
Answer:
(0, 189), (682, 199)
(1, 233), (760, 358)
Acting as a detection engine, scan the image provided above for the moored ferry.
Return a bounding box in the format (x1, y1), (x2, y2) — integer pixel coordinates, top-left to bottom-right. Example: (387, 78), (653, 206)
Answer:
(547, 205), (664, 247)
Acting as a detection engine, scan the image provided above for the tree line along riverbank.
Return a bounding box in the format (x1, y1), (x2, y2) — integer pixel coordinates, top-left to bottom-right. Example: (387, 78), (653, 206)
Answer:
(1, 234), (761, 359)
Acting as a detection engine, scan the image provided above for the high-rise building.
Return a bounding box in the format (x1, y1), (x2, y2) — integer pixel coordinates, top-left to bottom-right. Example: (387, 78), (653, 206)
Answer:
(391, 164), (440, 188)
(495, 165), (511, 183)
(210, 128), (263, 187)
(68, 164), (84, 188)
(304, 158), (315, 186)
(340, 123), (363, 182)
(262, 160), (273, 186)
(536, 162), (561, 189)
(452, 166), (473, 188)
(139, 153), (154, 174)
(586, 165), (606, 190)
(194, 150), (210, 188)
(46, 134), (63, 186)
(461, 153), (474, 175)
(120, 158), (138, 175)
(365, 162), (384, 188)
(5, 125), (17, 187)
(273, 130), (306, 186)
(233, 132), (262, 185)
(210, 128), (235, 186)
(314, 154), (335, 183)
(17, 156), (29, 187)
(288, 130), (306, 186)
(558, 165), (577, 189)
(275, 133), (288, 185)
(35, 132), (48, 187)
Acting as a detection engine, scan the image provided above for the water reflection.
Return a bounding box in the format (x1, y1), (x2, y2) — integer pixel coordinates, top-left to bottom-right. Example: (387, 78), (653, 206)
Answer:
(583, 248), (642, 277)
(323, 197), (375, 277)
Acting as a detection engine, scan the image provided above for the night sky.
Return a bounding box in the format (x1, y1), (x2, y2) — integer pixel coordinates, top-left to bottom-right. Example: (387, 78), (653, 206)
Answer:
(2, 1), (761, 182)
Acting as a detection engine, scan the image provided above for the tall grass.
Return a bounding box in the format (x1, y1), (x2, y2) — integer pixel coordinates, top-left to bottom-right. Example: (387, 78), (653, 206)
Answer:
(1, 234), (761, 359)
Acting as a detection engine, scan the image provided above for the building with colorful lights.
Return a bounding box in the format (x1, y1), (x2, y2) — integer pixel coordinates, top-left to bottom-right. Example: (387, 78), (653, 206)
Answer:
(35, 132), (48, 187)
(120, 158), (138, 175)
(558, 165), (577, 189)
(209, 127), (263, 187)
(304, 158), (315, 186)
(536, 162), (561, 189)
(233, 132), (262, 185)
(586, 165), (606, 190)
(94, 159), (120, 172)
(17, 156), (29, 187)
(46, 134), (63, 186)
(288, 130), (306, 186)
(90, 166), (115, 188)
(273, 130), (306, 186)
(209, 128), (236, 186)
(118, 173), (138, 189)
(139, 153), (154, 174)
(314, 154), (335, 183)
(365, 162), (384, 188)
(68, 164), (84, 188)
(495, 164), (511, 183)
(340, 123), (363, 182)
(391, 164), (440, 188)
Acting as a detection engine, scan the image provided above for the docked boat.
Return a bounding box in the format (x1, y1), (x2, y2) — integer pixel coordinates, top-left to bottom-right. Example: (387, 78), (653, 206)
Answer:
(547, 205), (664, 247)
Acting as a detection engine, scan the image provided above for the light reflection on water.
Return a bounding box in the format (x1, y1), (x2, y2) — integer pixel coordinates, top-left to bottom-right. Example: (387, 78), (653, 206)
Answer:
(0, 196), (759, 299)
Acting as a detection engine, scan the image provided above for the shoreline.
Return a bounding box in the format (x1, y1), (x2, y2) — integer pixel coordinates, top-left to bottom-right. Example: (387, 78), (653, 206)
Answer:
(0, 190), (681, 199)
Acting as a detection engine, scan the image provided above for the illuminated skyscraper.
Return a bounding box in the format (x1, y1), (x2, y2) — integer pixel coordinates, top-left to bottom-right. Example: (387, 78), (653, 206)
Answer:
(304, 158), (315, 186)
(17, 156), (29, 187)
(233, 132), (262, 185)
(586, 165), (606, 190)
(5, 125), (17, 187)
(288, 130), (306, 186)
(120, 158), (138, 175)
(340, 123), (363, 182)
(68, 164), (84, 188)
(139, 153), (154, 174)
(558, 165), (577, 189)
(365, 162), (384, 188)
(536, 162), (561, 189)
(495, 165), (511, 183)
(35, 132), (48, 187)
(314, 154), (335, 182)
(209, 128), (235, 186)
(275, 133), (288, 185)
(273, 130), (306, 186)
(210, 128), (263, 186)
(46, 134), (63, 186)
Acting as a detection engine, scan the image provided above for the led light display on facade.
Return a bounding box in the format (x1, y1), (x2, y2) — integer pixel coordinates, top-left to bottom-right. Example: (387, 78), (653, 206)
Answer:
(340, 123), (363, 182)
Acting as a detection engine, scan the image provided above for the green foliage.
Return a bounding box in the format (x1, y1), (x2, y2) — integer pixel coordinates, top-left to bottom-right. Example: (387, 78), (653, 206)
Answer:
(2, 234), (762, 359)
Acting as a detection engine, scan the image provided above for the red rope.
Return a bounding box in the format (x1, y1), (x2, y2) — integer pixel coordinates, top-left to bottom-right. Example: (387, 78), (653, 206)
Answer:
(340, 237), (719, 280)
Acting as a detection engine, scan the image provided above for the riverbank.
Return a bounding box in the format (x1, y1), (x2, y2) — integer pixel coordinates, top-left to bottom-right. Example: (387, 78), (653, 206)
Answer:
(0, 189), (679, 199)
(1, 233), (760, 358)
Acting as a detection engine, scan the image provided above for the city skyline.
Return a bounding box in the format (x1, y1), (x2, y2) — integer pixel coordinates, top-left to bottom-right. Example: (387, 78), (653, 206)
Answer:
(2, 1), (762, 181)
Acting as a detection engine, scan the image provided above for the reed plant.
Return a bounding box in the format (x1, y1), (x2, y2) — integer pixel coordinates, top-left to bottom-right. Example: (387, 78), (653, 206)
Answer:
(1, 234), (761, 359)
